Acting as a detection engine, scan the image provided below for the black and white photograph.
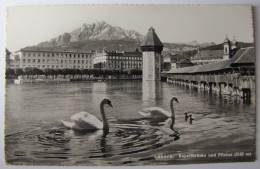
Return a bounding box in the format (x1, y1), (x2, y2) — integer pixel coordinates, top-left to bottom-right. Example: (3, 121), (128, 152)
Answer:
(2, 2), (258, 167)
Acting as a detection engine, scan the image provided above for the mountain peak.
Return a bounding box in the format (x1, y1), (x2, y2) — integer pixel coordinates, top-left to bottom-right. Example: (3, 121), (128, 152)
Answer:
(38, 21), (144, 48)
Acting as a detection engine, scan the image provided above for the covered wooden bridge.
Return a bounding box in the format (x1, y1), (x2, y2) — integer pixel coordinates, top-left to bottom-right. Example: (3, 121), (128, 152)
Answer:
(167, 47), (255, 98)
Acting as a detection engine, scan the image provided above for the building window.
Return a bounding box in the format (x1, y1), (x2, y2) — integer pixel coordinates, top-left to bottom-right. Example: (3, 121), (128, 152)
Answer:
(38, 59), (41, 63)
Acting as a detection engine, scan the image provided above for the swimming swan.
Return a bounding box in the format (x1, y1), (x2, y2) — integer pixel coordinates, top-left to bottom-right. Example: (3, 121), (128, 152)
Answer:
(138, 96), (179, 119)
(61, 98), (113, 131)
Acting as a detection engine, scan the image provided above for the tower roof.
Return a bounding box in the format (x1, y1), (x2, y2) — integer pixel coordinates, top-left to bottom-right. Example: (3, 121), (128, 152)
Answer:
(224, 37), (231, 43)
(232, 37), (237, 44)
(140, 27), (164, 47)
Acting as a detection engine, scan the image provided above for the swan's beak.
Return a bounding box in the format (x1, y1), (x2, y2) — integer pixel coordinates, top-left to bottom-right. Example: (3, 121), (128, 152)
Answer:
(172, 96), (179, 103)
(175, 98), (179, 103)
(109, 103), (113, 108)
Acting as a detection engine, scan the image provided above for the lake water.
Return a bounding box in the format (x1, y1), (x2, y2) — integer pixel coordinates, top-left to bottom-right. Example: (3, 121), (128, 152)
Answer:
(5, 80), (256, 166)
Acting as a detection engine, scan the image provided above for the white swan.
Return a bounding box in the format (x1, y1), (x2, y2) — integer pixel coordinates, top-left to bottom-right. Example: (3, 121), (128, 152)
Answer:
(138, 96), (179, 119)
(61, 98), (113, 131)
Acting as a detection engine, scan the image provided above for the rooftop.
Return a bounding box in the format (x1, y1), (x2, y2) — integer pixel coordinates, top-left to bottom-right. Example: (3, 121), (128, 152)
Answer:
(18, 46), (93, 54)
(140, 27), (163, 47)
(168, 47), (254, 74)
(191, 50), (223, 61)
(177, 59), (194, 64)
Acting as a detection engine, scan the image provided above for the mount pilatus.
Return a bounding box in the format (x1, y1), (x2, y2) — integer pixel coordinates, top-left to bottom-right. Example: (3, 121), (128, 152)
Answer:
(35, 21), (231, 55)
(37, 21), (144, 49)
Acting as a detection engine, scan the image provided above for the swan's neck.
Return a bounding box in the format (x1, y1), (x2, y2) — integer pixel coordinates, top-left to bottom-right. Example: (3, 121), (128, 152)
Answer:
(100, 100), (109, 130)
(170, 100), (175, 124)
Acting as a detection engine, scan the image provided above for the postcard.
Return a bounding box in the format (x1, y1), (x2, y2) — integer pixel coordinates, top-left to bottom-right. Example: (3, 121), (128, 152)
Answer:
(4, 4), (255, 166)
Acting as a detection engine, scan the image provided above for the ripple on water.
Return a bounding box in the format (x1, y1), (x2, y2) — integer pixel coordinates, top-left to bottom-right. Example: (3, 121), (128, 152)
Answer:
(5, 118), (180, 165)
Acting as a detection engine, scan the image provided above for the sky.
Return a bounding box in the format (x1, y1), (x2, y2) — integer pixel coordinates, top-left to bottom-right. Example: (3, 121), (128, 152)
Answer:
(6, 4), (254, 52)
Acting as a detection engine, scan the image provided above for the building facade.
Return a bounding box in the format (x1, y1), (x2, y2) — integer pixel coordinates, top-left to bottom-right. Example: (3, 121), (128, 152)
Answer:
(93, 50), (142, 70)
(191, 36), (238, 65)
(6, 48), (11, 68)
(17, 47), (95, 69)
(163, 53), (194, 70)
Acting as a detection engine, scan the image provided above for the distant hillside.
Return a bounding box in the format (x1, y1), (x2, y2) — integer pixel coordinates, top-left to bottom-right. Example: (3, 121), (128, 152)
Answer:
(66, 40), (141, 52)
(201, 42), (254, 50)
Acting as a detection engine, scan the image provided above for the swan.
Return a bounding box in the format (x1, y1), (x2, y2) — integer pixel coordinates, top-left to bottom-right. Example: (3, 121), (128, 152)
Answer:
(138, 96), (179, 119)
(184, 111), (189, 121)
(61, 98), (113, 131)
(188, 113), (195, 124)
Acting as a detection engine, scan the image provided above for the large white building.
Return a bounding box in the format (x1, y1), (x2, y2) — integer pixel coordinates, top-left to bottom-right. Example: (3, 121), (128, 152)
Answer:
(93, 50), (142, 70)
(16, 47), (95, 69)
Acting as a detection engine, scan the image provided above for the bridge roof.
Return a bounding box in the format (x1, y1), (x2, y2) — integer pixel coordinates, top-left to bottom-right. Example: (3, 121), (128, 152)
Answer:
(168, 47), (254, 74)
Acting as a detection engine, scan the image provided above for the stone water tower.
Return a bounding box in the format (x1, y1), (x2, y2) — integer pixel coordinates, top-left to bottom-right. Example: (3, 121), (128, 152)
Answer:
(140, 27), (164, 81)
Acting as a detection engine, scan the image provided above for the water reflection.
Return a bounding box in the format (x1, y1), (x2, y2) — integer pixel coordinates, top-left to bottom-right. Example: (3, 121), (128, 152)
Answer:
(169, 117), (180, 141)
(5, 81), (255, 165)
(142, 81), (162, 107)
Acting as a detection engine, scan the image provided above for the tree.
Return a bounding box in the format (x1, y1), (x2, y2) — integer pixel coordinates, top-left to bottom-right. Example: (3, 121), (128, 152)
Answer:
(42, 68), (55, 79)
(6, 68), (15, 79)
(62, 68), (70, 78)
(70, 69), (82, 79)
(92, 69), (102, 78)
(14, 68), (24, 78)
(82, 69), (93, 79)
(54, 69), (64, 79)
(75, 69), (83, 79)
(102, 69), (112, 79)
(131, 69), (142, 78)
(24, 67), (43, 79)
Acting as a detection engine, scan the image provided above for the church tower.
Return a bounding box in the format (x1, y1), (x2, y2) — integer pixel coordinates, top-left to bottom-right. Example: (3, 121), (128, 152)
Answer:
(223, 36), (231, 60)
(231, 37), (237, 50)
(140, 27), (164, 81)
